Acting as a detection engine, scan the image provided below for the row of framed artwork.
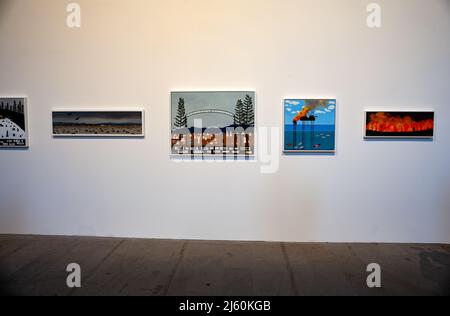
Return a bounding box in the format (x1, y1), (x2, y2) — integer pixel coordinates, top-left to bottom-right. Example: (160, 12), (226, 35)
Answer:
(0, 93), (435, 156)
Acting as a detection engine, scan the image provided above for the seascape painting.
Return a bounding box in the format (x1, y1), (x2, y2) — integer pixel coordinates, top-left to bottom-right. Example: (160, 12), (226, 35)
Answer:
(284, 99), (336, 153)
(52, 111), (144, 137)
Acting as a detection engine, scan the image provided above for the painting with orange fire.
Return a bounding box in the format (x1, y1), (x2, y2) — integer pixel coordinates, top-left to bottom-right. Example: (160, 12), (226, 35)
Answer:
(364, 112), (434, 138)
(284, 99), (336, 153)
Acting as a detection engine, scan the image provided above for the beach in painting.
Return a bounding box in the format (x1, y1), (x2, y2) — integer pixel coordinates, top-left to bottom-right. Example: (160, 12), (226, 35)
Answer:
(52, 111), (143, 136)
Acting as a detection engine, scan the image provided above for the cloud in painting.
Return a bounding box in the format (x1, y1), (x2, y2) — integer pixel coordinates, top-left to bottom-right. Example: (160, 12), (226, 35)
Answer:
(315, 110), (326, 114)
(328, 105), (335, 110)
(285, 100), (300, 106)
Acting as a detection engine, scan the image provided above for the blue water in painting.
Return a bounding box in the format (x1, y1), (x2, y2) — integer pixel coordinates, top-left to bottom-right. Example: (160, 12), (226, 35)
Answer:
(284, 124), (335, 151)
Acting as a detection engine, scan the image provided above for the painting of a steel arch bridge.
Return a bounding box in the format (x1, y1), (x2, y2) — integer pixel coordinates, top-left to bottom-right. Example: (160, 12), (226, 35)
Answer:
(171, 91), (255, 158)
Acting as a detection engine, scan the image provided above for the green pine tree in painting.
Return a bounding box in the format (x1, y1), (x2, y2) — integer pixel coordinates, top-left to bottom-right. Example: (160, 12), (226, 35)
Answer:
(234, 99), (244, 126)
(243, 94), (254, 127)
(174, 98), (187, 128)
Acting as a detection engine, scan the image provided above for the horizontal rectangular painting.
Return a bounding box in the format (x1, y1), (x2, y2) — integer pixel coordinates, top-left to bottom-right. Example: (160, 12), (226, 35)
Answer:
(0, 97), (28, 148)
(52, 110), (145, 137)
(171, 91), (255, 157)
(364, 111), (434, 139)
(284, 99), (336, 153)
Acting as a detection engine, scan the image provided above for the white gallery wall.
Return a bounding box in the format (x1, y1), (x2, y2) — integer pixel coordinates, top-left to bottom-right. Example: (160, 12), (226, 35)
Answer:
(0, 0), (449, 243)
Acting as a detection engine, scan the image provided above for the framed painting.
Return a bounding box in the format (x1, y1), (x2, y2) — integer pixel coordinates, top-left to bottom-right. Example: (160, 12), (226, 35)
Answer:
(284, 99), (336, 153)
(364, 111), (434, 139)
(52, 110), (145, 137)
(171, 91), (255, 158)
(0, 97), (28, 148)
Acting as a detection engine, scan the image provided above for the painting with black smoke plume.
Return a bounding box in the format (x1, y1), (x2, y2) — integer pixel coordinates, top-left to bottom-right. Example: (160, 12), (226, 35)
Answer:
(284, 99), (336, 153)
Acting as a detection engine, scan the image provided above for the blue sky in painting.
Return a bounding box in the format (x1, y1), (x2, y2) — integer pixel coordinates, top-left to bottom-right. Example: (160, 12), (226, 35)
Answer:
(284, 99), (336, 125)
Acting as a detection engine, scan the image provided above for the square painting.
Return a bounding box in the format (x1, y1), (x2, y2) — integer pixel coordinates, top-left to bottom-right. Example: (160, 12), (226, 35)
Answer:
(0, 97), (28, 148)
(171, 91), (255, 157)
(364, 111), (434, 139)
(284, 99), (336, 153)
(52, 110), (145, 137)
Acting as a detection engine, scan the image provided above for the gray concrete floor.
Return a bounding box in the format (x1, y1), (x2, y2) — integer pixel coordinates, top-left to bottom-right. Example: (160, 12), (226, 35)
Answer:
(0, 235), (449, 296)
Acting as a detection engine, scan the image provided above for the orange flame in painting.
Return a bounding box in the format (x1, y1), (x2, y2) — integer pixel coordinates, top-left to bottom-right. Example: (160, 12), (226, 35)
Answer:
(292, 100), (329, 124)
(366, 113), (434, 133)
(293, 107), (311, 124)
